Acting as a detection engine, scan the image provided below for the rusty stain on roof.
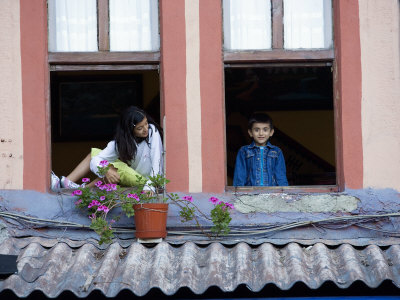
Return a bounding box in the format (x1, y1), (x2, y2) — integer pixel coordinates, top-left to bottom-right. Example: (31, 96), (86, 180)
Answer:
(0, 236), (399, 298)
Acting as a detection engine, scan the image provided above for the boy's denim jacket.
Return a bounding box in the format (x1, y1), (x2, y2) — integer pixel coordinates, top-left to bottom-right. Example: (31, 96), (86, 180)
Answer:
(233, 141), (288, 186)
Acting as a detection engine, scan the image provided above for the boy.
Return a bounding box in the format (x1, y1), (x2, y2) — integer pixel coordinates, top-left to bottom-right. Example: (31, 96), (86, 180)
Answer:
(233, 113), (288, 186)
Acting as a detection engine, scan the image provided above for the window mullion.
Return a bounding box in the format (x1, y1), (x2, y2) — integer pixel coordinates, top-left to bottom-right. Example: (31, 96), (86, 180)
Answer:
(272, 0), (283, 49)
(98, 0), (110, 51)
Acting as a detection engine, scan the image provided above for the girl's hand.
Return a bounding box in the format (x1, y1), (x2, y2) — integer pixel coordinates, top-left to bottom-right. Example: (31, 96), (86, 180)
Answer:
(105, 165), (120, 184)
(142, 189), (154, 197)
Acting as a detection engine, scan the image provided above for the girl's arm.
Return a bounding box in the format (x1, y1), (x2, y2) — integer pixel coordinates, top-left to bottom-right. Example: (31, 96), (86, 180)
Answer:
(144, 126), (164, 190)
(150, 126), (164, 176)
(90, 141), (119, 177)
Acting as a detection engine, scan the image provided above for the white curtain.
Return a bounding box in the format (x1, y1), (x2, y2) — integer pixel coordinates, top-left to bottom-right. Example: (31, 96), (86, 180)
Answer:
(109, 0), (159, 51)
(48, 0), (98, 52)
(284, 0), (332, 49)
(223, 0), (272, 50)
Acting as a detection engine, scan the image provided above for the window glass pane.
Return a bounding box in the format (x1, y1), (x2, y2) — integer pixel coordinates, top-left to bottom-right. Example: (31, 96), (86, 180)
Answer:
(284, 0), (332, 49)
(109, 0), (160, 51)
(223, 0), (271, 50)
(48, 0), (98, 52)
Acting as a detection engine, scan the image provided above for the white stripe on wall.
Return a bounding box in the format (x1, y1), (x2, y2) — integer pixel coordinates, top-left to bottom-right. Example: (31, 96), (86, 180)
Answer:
(0, 0), (23, 189)
(359, 0), (400, 190)
(185, 0), (202, 192)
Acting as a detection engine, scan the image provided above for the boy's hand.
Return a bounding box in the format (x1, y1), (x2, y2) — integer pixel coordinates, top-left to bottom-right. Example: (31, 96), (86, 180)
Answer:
(105, 165), (120, 184)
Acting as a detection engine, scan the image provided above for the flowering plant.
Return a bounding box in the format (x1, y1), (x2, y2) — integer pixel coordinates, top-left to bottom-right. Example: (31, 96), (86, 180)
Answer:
(73, 160), (234, 245)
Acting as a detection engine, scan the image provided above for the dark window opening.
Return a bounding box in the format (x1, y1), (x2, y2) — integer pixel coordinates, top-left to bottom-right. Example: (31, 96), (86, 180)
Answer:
(225, 66), (336, 186)
(50, 70), (160, 180)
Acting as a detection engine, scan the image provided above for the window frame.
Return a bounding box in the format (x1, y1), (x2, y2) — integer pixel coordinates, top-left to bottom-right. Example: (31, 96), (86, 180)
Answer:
(223, 0), (339, 193)
(47, 0), (163, 184)
(48, 0), (161, 66)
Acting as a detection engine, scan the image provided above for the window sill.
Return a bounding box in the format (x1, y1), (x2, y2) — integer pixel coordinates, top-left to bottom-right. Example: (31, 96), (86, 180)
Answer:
(226, 185), (339, 194)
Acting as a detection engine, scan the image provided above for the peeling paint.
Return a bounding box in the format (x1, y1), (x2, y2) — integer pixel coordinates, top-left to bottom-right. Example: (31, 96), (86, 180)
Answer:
(0, 223), (8, 244)
(234, 194), (359, 213)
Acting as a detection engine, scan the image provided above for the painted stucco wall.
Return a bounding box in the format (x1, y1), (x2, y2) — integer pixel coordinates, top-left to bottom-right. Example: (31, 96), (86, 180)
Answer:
(0, 0), (23, 189)
(161, 0), (224, 193)
(359, 0), (400, 190)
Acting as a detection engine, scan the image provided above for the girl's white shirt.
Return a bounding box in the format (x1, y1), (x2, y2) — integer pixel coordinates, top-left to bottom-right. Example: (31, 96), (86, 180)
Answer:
(90, 124), (164, 190)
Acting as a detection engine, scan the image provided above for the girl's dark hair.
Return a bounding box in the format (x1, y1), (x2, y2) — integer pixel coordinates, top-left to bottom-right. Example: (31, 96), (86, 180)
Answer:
(114, 106), (163, 164)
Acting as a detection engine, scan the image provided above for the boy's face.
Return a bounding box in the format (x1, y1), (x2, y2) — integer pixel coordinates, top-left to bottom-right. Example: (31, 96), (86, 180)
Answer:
(248, 122), (274, 146)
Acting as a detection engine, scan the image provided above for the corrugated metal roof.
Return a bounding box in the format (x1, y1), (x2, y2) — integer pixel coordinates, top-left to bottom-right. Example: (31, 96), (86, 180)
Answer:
(0, 236), (399, 298)
(1, 189), (400, 297)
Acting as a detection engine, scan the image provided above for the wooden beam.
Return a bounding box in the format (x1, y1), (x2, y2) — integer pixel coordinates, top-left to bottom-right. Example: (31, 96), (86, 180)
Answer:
(98, 0), (110, 51)
(224, 49), (334, 63)
(50, 64), (159, 71)
(48, 52), (160, 64)
(225, 62), (332, 68)
(272, 0), (283, 49)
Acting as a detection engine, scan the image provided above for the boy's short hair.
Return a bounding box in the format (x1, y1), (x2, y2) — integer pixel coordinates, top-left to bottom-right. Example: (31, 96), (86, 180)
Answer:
(248, 113), (274, 130)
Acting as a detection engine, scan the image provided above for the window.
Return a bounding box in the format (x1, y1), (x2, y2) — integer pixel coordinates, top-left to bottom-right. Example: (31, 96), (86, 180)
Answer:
(283, 0), (332, 49)
(223, 0), (272, 50)
(48, 0), (160, 52)
(109, 0), (159, 51)
(50, 70), (160, 179)
(223, 0), (336, 189)
(223, 0), (332, 51)
(47, 0), (161, 181)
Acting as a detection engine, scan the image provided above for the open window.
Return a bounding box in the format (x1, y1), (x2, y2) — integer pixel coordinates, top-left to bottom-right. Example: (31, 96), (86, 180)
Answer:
(223, 0), (337, 189)
(47, 0), (161, 182)
(50, 70), (160, 179)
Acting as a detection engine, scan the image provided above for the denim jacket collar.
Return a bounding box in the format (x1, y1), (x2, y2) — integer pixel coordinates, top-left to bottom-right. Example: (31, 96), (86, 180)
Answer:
(248, 141), (274, 149)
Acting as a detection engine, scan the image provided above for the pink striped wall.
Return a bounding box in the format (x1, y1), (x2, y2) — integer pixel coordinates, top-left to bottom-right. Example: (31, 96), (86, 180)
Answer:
(20, 0), (50, 192)
(160, 0), (189, 192)
(334, 0), (363, 189)
(199, 0), (225, 192)
(14, 0), (365, 193)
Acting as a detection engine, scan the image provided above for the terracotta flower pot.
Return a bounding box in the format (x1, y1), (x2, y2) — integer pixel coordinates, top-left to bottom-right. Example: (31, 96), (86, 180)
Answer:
(133, 203), (169, 239)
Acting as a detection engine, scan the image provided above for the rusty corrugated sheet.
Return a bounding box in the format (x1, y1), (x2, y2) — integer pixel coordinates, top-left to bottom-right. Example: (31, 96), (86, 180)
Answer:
(0, 236), (399, 298)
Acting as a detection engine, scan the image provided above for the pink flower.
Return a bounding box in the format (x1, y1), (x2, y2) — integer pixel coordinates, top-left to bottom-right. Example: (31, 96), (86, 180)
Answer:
(209, 197), (219, 204)
(225, 202), (235, 210)
(89, 213), (96, 220)
(99, 196), (106, 201)
(104, 184), (114, 192)
(88, 200), (101, 209)
(72, 190), (82, 196)
(182, 195), (193, 202)
(127, 193), (140, 201)
(110, 219), (116, 224)
(74, 199), (82, 205)
(99, 160), (109, 167)
(82, 178), (90, 183)
(97, 205), (110, 213)
(95, 181), (103, 187)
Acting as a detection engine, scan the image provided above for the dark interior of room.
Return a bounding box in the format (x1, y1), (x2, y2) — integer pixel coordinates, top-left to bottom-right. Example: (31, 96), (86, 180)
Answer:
(50, 70), (160, 180)
(225, 66), (336, 186)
